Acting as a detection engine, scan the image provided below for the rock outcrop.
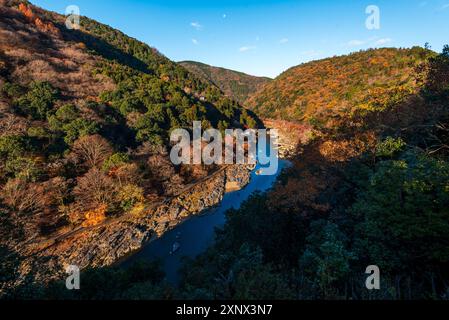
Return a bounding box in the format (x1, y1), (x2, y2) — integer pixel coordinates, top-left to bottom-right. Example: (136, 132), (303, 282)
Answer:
(1, 165), (251, 293)
(264, 119), (313, 158)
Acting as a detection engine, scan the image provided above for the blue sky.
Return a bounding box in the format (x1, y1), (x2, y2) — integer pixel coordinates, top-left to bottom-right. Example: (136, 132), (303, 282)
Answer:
(32, 0), (449, 78)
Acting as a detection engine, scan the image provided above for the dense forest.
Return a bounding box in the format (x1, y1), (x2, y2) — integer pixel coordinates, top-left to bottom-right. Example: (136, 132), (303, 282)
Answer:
(179, 61), (271, 105)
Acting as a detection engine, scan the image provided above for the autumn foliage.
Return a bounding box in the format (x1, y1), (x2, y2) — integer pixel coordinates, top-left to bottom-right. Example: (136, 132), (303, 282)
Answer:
(247, 47), (432, 127)
(18, 3), (60, 36)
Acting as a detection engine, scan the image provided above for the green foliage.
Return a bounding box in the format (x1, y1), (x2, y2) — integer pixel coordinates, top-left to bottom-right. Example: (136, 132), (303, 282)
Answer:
(180, 243), (295, 300)
(1, 82), (25, 99)
(8, 2), (449, 301)
(376, 136), (406, 158)
(55, 104), (79, 123)
(172, 46), (449, 300)
(61, 118), (100, 144)
(4, 157), (40, 181)
(9, 261), (171, 300)
(299, 221), (354, 296)
(14, 81), (59, 120)
(179, 61), (271, 105)
(0, 135), (28, 159)
(351, 151), (449, 272)
(27, 127), (49, 139)
(102, 152), (129, 172)
(80, 21), (257, 141)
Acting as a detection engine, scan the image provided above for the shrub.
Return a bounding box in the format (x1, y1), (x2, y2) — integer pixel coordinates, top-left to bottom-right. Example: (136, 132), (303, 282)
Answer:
(117, 184), (144, 211)
(1, 82), (25, 99)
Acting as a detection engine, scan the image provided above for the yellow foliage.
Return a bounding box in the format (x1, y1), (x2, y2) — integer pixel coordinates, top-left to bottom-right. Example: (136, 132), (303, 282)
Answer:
(81, 204), (107, 227)
(129, 202), (146, 216)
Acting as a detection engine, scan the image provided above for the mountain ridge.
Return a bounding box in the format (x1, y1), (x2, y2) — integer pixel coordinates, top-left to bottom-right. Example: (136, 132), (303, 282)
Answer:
(179, 60), (271, 105)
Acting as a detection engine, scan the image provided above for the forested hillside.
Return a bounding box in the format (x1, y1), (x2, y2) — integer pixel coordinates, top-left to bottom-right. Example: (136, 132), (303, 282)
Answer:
(0, 0), (256, 258)
(247, 47), (432, 125)
(179, 61), (271, 105)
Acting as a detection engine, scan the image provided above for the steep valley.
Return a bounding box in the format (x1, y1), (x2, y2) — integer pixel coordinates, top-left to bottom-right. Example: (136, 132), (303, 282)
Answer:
(2, 0), (449, 301)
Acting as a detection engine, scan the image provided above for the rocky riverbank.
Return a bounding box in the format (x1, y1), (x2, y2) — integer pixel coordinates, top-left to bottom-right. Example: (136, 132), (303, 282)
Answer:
(1, 164), (252, 294)
(263, 119), (312, 158)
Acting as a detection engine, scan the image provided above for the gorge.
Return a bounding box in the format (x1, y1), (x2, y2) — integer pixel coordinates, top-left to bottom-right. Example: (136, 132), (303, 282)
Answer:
(2, 0), (449, 301)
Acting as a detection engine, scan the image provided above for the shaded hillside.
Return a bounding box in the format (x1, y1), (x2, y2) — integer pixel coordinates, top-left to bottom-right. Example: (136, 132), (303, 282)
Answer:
(175, 47), (449, 300)
(0, 0), (256, 257)
(179, 60), (271, 105)
(246, 47), (433, 125)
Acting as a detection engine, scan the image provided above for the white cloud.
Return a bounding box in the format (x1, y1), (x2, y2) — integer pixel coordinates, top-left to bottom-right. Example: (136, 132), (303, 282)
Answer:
(239, 46), (256, 52)
(347, 39), (366, 47)
(279, 38), (289, 44)
(190, 22), (203, 30)
(375, 38), (393, 45)
(192, 39), (199, 45)
(345, 37), (392, 48)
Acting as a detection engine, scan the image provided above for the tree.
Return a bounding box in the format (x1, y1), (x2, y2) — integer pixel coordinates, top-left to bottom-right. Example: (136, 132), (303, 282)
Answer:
(0, 135), (28, 160)
(73, 168), (116, 209)
(418, 45), (449, 96)
(4, 157), (40, 181)
(231, 245), (295, 300)
(62, 118), (100, 144)
(0, 178), (44, 214)
(102, 152), (130, 172)
(55, 104), (79, 122)
(351, 152), (449, 272)
(299, 221), (354, 298)
(71, 134), (113, 169)
(116, 184), (144, 211)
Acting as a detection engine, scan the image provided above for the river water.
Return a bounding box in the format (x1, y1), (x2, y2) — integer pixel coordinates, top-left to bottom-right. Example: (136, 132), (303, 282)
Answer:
(122, 159), (290, 284)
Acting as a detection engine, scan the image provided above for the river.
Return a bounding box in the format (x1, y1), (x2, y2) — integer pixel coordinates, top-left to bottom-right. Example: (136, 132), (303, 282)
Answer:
(122, 159), (290, 284)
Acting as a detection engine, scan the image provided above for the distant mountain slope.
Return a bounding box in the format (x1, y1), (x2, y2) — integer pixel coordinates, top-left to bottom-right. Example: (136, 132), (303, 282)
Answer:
(246, 47), (432, 125)
(179, 60), (271, 105)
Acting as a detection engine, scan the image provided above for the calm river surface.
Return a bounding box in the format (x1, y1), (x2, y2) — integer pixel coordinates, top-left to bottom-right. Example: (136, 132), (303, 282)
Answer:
(122, 159), (290, 284)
